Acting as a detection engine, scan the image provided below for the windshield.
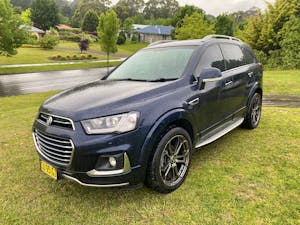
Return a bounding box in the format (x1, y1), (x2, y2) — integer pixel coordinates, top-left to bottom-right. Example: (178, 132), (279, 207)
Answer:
(107, 47), (196, 81)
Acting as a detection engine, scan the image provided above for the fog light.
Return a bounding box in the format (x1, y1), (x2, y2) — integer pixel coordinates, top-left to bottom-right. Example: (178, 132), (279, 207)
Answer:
(109, 156), (117, 168)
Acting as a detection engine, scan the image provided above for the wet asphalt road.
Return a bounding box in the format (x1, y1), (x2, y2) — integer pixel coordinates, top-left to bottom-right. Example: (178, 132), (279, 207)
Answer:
(0, 68), (111, 97)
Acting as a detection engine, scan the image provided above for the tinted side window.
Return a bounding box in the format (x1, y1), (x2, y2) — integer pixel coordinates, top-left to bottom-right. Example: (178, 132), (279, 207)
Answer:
(195, 45), (225, 75)
(242, 47), (256, 64)
(220, 44), (244, 70)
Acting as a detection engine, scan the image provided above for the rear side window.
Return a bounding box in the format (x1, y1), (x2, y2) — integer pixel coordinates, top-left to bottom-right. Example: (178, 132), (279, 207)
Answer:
(220, 44), (244, 70)
(242, 47), (256, 64)
(195, 45), (225, 75)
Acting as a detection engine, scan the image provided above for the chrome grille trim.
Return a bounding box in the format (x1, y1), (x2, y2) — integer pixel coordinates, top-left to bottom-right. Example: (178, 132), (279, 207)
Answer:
(38, 112), (75, 130)
(33, 130), (74, 167)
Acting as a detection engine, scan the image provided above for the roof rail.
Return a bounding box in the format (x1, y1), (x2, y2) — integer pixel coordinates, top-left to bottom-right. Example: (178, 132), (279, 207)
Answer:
(203, 35), (242, 42)
(148, 40), (176, 47)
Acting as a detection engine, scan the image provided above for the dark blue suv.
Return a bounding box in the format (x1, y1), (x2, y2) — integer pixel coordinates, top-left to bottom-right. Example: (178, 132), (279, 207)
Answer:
(33, 35), (263, 193)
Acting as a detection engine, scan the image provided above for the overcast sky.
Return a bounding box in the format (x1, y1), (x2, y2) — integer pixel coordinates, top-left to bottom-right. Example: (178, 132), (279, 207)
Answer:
(179, 0), (275, 16)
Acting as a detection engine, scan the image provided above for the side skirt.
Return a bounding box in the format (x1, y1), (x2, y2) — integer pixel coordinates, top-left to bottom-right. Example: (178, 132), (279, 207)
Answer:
(195, 117), (244, 148)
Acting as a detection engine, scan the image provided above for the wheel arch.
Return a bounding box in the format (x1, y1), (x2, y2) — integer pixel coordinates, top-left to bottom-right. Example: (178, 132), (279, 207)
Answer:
(138, 108), (195, 178)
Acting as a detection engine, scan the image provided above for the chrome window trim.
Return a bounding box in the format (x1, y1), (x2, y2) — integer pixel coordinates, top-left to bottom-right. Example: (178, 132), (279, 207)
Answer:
(37, 112), (75, 131)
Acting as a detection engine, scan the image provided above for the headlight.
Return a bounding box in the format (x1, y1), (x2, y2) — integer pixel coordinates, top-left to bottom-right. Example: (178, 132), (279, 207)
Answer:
(81, 112), (139, 134)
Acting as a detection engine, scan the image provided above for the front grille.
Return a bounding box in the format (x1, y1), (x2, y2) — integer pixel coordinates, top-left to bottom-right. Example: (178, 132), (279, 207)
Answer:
(33, 129), (74, 166)
(38, 112), (74, 130)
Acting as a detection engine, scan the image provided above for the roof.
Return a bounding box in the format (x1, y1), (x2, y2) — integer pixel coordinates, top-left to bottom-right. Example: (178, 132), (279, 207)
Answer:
(136, 25), (174, 36)
(146, 35), (246, 49)
(30, 26), (45, 33)
(133, 24), (149, 30)
(56, 24), (74, 30)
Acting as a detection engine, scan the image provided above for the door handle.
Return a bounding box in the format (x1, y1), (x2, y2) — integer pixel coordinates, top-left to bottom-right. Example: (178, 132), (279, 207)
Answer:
(248, 72), (254, 77)
(188, 98), (199, 106)
(225, 80), (233, 86)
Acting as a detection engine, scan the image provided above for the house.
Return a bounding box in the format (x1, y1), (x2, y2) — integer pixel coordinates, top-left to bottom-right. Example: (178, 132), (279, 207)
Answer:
(56, 24), (75, 31)
(135, 25), (174, 43)
(20, 25), (45, 39)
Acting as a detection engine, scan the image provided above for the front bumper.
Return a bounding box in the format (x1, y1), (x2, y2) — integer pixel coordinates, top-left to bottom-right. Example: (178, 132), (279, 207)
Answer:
(33, 118), (146, 187)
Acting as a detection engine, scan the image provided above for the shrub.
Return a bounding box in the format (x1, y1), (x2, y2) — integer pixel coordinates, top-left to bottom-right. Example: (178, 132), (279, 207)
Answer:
(131, 34), (137, 43)
(39, 35), (59, 49)
(78, 38), (89, 53)
(117, 31), (126, 45)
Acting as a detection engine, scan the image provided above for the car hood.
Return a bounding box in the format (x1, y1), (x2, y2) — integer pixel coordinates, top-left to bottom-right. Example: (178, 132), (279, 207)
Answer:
(41, 79), (171, 121)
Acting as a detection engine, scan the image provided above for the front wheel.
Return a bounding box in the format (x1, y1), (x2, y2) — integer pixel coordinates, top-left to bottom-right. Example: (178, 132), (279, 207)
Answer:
(146, 127), (192, 193)
(242, 92), (262, 129)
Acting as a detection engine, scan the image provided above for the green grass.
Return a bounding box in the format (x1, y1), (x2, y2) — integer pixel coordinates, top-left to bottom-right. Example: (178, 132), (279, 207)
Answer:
(264, 70), (300, 95)
(0, 61), (121, 75)
(0, 92), (299, 224)
(58, 41), (149, 56)
(0, 46), (111, 65)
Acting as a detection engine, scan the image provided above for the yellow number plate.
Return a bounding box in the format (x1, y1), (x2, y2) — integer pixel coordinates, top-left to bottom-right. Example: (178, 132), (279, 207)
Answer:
(40, 161), (57, 180)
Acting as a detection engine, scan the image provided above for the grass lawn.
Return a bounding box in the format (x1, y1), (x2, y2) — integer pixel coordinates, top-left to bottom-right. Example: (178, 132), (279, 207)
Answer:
(0, 46), (112, 65)
(264, 70), (300, 95)
(0, 42), (147, 75)
(0, 61), (120, 75)
(0, 92), (299, 224)
(58, 41), (149, 56)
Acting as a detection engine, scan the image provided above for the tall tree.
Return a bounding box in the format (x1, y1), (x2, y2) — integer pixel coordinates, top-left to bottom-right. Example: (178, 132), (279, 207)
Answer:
(20, 8), (33, 25)
(215, 14), (234, 36)
(0, 0), (27, 55)
(280, 16), (300, 69)
(176, 12), (214, 40)
(113, 0), (144, 23)
(31, 0), (59, 30)
(81, 10), (99, 32)
(171, 5), (205, 27)
(11, 0), (32, 9)
(143, 0), (179, 19)
(97, 9), (120, 74)
(71, 0), (109, 27)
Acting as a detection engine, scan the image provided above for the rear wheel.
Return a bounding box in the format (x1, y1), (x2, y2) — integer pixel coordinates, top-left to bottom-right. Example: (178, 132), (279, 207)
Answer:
(146, 127), (192, 193)
(242, 92), (262, 129)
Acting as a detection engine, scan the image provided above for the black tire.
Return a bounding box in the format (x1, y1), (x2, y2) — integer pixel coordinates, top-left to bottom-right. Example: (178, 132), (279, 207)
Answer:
(146, 127), (192, 193)
(242, 92), (262, 129)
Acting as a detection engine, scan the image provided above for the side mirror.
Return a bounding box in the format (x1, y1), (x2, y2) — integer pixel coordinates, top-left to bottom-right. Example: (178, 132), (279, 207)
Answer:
(197, 67), (222, 90)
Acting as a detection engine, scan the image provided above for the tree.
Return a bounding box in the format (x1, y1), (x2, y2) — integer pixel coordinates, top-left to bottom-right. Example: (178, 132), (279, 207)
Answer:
(117, 31), (126, 45)
(97, 9), (120, 74)
(280, 16), (300, 69)
(0, 0), (27, 55)
(31, 0), (59, 30)
(71, 0), (109, 27)
(11, 0), (32, 9)
(113, 0), (144, 23)
(176, 12), (214, 40)
(81, 10), (99, 32)
(143, 0), (179, 19)
(20, 8), (32, 25)
(215, 14), (234, 36)
(123, 18), (134, 34)
(171, 5), (205, 28)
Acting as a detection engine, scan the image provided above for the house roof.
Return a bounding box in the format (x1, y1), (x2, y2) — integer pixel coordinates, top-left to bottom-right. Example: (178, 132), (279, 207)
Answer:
(136, 25), (174, 36)
(133, 24), (149, 30)
(56, 24), (74, 30)
(30, 26), (45, 33)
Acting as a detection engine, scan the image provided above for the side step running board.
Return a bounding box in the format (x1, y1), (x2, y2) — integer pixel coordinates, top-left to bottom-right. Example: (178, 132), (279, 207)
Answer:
(195, 118), (244, 148)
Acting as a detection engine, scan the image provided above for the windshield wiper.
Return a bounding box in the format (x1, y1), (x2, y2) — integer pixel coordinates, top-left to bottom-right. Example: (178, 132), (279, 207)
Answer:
(148, 78), (178, 82)
(113, 78), (149, 82)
